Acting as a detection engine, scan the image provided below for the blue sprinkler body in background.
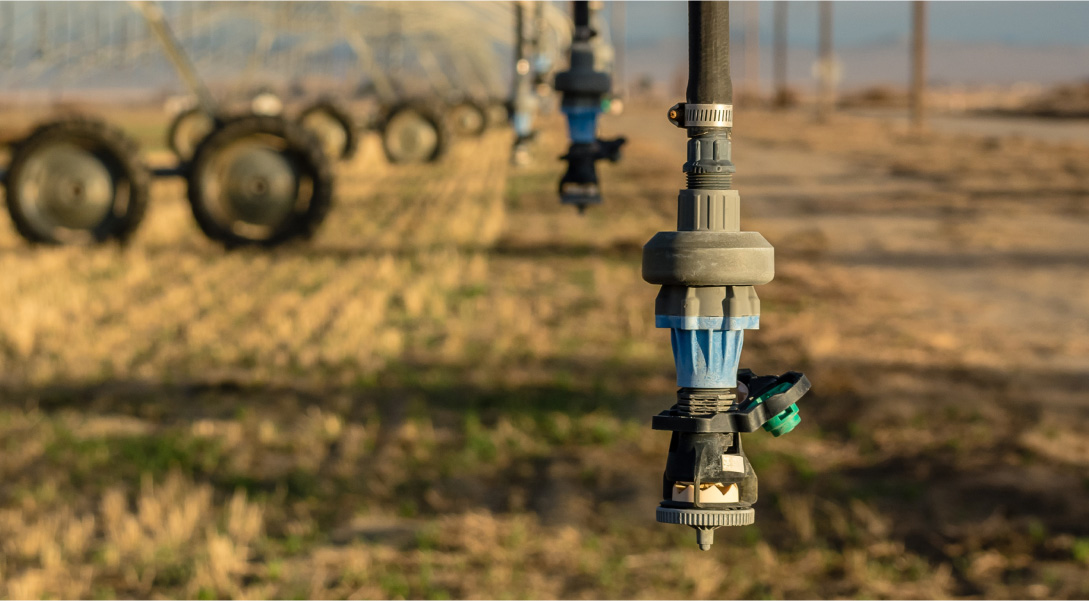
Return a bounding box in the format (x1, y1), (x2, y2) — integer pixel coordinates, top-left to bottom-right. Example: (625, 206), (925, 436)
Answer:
(513, 112), (535, 140)
(564, 105), (600, 144)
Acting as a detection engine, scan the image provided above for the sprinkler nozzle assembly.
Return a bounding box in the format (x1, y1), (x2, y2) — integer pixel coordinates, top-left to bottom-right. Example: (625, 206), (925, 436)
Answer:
(557, 137), (624, 213)
(510, 2), (539, 166)
(555, 1), (625, 212)
(642, 1), (811, 551)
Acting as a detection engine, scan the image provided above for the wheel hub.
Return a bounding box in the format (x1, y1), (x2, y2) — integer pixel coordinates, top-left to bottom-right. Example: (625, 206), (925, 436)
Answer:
(26, 145), (114, 229)
(221, 146), (298, 226)
(450, 105), (484, 136)
(386, 110), (438, 163)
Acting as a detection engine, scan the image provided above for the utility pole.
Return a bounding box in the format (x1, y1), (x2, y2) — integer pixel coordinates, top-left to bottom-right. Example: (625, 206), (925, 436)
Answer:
(36, 4), (48, 60)
(910, 1), (927, 132)
(816, 1), (834, 122)
(62, 2), (73, 66)
(772, 1), (788, 107)
(743, 1), (760, 103)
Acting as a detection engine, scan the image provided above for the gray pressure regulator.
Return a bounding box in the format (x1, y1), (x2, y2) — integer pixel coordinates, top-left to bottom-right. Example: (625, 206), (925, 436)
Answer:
(641, 1), (812, 551)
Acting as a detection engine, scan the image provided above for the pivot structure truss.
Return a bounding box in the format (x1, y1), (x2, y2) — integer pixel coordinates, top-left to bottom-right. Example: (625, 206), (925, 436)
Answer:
(0, 1), (571, 107)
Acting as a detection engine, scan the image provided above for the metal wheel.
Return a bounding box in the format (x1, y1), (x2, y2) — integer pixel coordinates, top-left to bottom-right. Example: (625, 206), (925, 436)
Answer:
(297, 100), (358, 161)
(186, 115), (333, 248)
(380, 102), (448, 164)
(3, 117), (150, 245)
(167, 107), (216, 163)
(447, 100), (487, 138)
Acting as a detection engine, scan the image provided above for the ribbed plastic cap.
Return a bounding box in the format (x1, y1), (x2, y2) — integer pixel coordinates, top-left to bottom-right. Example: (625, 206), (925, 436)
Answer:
(656, 506), (755, 527)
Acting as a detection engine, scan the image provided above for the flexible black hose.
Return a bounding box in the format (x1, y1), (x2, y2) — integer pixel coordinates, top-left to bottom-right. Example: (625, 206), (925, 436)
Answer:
(684, 1), (733, 190)
(514, 2), (526, 62)
(573, 1), (592, 42)
(687, 1), (732, 105)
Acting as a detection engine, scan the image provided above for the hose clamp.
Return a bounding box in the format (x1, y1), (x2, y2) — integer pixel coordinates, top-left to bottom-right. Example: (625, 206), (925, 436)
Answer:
(668, 103), (734, 128)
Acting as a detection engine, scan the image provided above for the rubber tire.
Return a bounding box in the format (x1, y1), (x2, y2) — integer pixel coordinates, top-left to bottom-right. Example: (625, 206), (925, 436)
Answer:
(186, 114), (333, 248)
(378, 100), (449, 164)
(3, 116), (150, 245)
(297, 99), (359, 161)
(447, 98), (488, 138)
(166, 107), (217, 164)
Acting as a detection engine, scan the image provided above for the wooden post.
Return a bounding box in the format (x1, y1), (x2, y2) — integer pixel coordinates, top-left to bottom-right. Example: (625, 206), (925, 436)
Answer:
(614, 0), (626, 99)
(36, 4), (48, 60)
(910, 1), (928, 132)
(816, 1), (834, 122)
(773, 1), (788, 107)
(744, 1), (760, 102)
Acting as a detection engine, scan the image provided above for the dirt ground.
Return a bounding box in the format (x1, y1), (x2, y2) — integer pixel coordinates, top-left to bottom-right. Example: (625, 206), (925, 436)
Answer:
(0, 102), (1087, 599)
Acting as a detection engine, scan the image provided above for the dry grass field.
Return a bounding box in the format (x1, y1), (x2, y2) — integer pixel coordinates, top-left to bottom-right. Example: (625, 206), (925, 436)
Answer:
(1, 103), (1088, 599)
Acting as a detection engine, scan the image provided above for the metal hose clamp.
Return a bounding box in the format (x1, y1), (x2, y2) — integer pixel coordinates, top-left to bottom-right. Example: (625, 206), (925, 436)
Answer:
(668, 103), (734, 128)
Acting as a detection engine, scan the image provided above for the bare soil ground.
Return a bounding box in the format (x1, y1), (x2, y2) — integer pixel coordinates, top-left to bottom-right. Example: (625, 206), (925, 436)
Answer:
(0, 103), (1087, 599)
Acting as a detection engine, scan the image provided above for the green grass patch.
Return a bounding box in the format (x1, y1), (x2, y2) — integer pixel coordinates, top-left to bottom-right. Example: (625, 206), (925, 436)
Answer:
(1073, 537), (1089, 564)
(46, 426), (223, 483)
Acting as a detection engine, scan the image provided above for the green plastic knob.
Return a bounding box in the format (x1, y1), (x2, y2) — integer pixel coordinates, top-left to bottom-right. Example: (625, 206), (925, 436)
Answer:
(749, 381), (802, 437)
(763, 403), (801, 437)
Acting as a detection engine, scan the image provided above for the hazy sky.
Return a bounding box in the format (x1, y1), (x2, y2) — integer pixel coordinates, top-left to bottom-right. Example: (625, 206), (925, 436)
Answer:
(622, 2), (1089, 49)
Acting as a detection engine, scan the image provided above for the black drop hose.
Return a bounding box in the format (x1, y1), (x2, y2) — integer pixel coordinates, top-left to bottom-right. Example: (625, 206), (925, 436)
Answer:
(573, 1), (592, 42)
(687, 1), (732, 106)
